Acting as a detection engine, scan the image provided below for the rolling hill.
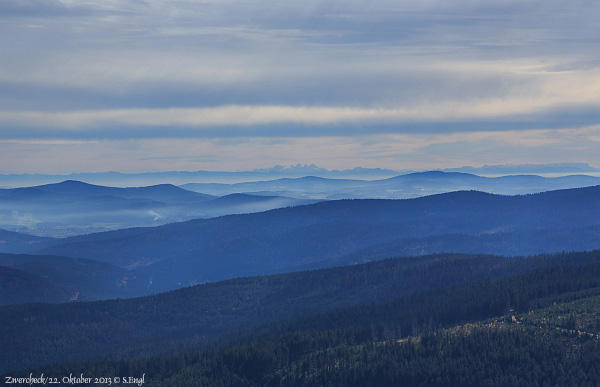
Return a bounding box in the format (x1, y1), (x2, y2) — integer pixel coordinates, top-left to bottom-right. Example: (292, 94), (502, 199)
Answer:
(0, 228), (56, 253)
(3, 250), (600, 377)
(0, 253), (151, 305)
(26, 185), (600, 290)
(0, 180), (313, 238)
(181, 171), (600, 199)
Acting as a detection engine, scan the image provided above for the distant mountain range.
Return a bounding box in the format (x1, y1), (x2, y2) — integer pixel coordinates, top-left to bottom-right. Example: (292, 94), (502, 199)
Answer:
(443, 162), (599, 175)
(0, 180), (316, 237)
(181, 171), (600, 199)
(1, 185), (598, 296)
(1, 163), (597, 187)
(4, 171), (599, 237)
(0, 165), (403, 187)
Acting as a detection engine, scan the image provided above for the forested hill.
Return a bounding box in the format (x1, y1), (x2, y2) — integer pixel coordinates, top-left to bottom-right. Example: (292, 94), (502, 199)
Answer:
(181, 170), (600, 199)
(3, 250), (600, 374)
(0, 229), (55, 254)
(0, 253), (152, 305)
(0, 180), (316, 238)
(27, 185), (600, 290)
(5, 250), (600, 385)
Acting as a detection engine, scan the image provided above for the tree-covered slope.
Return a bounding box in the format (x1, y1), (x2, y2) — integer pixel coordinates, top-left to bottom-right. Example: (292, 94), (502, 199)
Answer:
(0, 229), (56, 254)
(8, 253), (600, 386)
(31, 186), (600, 287)
(0, 265), (71, 305)
(3, 250), (600, 375)
(0, 253), (152, 305)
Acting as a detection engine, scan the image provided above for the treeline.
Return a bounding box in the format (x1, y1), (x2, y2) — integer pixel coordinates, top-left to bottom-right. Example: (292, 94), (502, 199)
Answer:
(15, 325), (600, 386)
(243, 262), (600, 346)
(34, 186), (600, 288)
(7, 255), (600, 385)
(0, 265), (70, 304)
(4, 250), (600, 373)
(158, 327), (600, 386)
(0, 253), (152, 305)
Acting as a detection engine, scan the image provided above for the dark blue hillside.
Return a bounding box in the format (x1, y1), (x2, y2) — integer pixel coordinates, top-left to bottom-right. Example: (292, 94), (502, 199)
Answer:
(4, 250), (600, 374)
(0, 253), (151, 304)
(181, 171), (600, 199)
(0, 181), (220, 238)
(0, 180), (318, 239)
(0, 229), (56, 253)
(207, 193), (286, 205)
(34, 180), (215, 202)
(31, 186), (600, 287)
(0, 187), (53, 199)
(0, 266), (70, 305)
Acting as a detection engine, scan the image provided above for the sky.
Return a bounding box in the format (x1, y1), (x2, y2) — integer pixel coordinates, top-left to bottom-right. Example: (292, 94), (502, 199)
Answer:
(0, 0), (599, 174)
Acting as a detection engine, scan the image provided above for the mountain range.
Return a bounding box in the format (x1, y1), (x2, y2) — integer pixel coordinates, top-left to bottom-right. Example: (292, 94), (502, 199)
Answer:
(181, 171), (600, 199)
(1, 163), (597, 188)
(0, 253), (150, 305)
(2, 184), (600, 298)
(2, 171), (599, 239)
(3, 169), (600, 384)
(3, 250), (600, 378)
(0, 165), (403, 187)
(0, 180), (315, 237)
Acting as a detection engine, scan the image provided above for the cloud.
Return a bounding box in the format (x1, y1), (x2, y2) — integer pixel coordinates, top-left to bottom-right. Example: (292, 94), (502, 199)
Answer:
(2, 126), (599, 174)
(2, 85), (600, 139)
(0, 0), (598, 172)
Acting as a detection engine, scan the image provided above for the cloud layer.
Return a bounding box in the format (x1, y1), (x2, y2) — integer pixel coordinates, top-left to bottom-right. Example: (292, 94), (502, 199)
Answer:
(0, 0), (599, 172)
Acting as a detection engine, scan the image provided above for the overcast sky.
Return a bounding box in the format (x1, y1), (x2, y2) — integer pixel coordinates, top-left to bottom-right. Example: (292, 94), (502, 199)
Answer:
(1, 0), (599, 173)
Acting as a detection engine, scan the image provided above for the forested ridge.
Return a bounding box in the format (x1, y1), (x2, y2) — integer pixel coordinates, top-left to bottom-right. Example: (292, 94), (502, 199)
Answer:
(24, 185), (600, 289)
(0, 253), (151, 305)
(4, 250), (600, 385)
(4, 186), (600, 303)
